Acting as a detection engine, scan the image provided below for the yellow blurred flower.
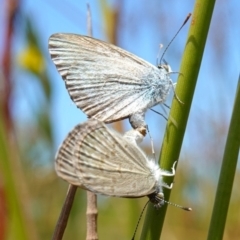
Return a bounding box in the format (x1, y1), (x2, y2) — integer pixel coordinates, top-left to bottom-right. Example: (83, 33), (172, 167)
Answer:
(18, 45), (45, 75)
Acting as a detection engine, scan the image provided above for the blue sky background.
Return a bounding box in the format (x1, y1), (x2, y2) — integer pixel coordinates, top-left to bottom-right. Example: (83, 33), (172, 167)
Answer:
(1, 0), (239, 176)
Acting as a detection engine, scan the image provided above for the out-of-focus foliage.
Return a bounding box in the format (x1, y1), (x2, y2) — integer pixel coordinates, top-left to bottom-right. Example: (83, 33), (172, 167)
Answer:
(0, 0), (239, 240)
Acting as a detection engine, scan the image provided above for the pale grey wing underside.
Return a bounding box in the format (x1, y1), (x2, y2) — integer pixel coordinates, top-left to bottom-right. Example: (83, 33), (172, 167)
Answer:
(55, 119), (157, 197)
(49, 33), (172, 123)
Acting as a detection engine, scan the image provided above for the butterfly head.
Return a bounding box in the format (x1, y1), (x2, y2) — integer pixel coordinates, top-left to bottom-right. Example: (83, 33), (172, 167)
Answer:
(157, 59), (172, 74)
(148, 191), (165, 209)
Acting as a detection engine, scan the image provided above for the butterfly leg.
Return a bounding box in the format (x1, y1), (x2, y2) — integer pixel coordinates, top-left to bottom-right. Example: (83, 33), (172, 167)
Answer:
(160, 161), (177, 177)
(161, 182), (173, 189)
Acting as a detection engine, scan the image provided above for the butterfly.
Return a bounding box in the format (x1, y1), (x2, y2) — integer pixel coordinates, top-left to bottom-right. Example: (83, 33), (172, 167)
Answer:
(49, 33), (174, 130)
(55, 119), (177, 208)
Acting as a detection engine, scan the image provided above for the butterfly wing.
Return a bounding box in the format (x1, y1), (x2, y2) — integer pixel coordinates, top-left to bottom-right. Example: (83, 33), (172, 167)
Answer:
(55, 119), (157, 197)
(49, 33), (172, 123)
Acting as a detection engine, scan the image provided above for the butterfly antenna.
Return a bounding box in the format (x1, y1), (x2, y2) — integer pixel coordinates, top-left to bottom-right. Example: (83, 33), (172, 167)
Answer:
(164, 199), (192, 211)
(159, 13), (191, 65)
(131, 200), (150, 240)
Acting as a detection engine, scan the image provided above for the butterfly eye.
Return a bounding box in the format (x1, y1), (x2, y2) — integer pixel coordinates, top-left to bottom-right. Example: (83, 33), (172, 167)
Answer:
(158, 64), (167, 70)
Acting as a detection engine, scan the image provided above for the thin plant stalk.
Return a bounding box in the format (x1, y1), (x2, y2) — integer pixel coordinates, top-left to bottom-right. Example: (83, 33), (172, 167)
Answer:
(140, 0), (216, 239)
(52, 185), (77, 240)
(207, 79), (240, 240)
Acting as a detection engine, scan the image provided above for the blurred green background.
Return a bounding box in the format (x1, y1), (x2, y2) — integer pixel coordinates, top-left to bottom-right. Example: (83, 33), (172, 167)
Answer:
(0, 0), (239, 239)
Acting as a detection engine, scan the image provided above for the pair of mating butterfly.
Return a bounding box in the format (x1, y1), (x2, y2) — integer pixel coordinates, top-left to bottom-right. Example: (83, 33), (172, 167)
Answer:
(49, 33), (189, 209)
